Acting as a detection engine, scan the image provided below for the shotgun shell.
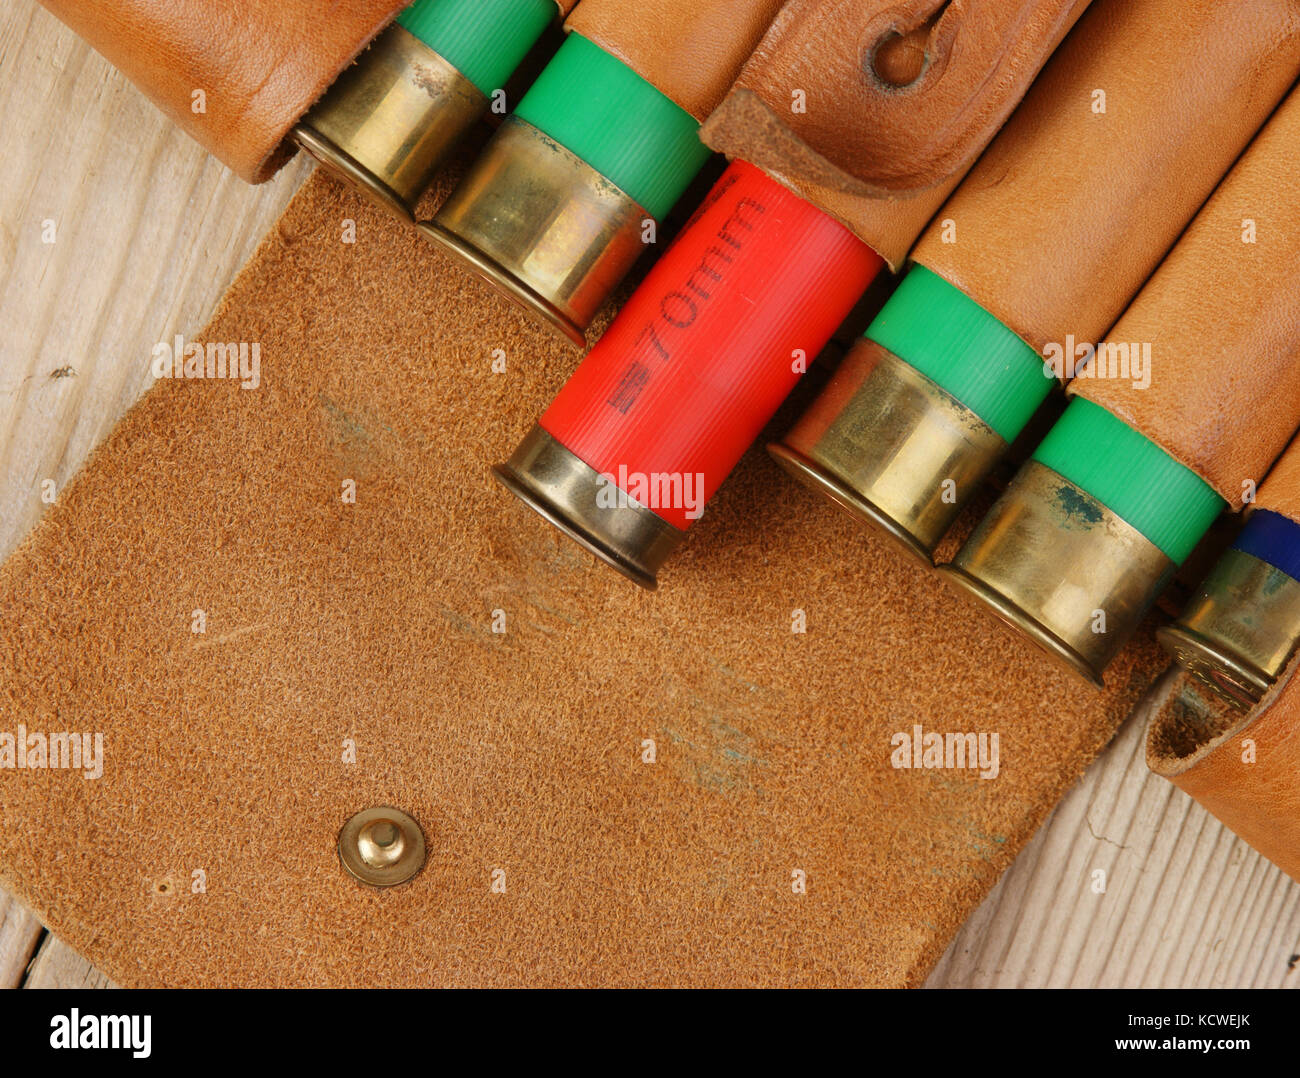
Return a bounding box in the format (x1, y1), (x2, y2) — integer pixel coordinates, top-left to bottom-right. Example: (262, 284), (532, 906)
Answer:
(938, 399), (1225, 686)
(494, 160), (884, 587)
(1159, 509), (1300, 709)
(770, 266), (1051, 563)
(294, 0), (556, 221)
(422, 33), (713, 346)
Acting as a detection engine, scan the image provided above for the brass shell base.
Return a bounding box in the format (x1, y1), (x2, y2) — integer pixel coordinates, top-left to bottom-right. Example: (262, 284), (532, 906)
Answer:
(938, 460), (1175, 688)
(293, 124), (414, 222)
(295, 25), (487, 221)
(767, 443), (932, 565)
(419, 217), (584, 345)
(772, 341), (1006, 563)
(1157, 547), (1300, 709)
(426, 116), (650, 347)
(939, 561), (1105, 688)
(1157, 624), (1269, 711)
(493, 425), (685, 590)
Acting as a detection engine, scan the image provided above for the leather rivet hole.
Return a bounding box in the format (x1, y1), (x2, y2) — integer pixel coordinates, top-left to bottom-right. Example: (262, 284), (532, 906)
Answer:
(869, 28), (930, 88)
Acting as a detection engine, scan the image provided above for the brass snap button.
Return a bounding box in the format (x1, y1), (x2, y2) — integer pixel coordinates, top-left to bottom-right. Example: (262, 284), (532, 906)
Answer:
(338, 806), (426, 887)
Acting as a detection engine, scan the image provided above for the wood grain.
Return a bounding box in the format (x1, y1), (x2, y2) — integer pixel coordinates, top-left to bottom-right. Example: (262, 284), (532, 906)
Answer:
(926, 669), (1300, 988)
(0, 0), (312, 562)
(24, 936), (117, 989)
(0, 0), (1296, 989)
(0, 889), (42, 987)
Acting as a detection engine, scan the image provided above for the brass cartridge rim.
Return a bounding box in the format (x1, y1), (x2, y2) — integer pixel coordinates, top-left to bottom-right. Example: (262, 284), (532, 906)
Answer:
(767, 442), (933, 566)
(937, 561), (1106, 689)
(295, 25), (487, 221)
(1156, 623), (1269, 711)
(493, 425), (685, 590)
(418, 218), (586, 346)
(937, 460), (1175, 688)
(293, 123), (415, 223)
(772, 341), (1006, 564)
(1156, 546), (1300, 709)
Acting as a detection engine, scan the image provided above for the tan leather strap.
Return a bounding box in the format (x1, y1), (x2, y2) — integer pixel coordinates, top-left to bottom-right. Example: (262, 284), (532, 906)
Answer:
(1071, 86), (1300, 509)
(1148, 663), (1300, 883)
(37, 0), (413, 182)
(707, 0), (1092, 195)
(914, 0), (1300, 354)
(565, 0), (785, 122)
(698, 0), (1091, 267)
(1259, 436), (1300, 523)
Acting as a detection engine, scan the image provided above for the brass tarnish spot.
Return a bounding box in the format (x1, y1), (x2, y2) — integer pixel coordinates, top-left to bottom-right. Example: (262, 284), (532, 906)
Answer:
(338, 806), (427, 888)
(939, 460), (1175, 687)
(1054, 484), (1104, 526)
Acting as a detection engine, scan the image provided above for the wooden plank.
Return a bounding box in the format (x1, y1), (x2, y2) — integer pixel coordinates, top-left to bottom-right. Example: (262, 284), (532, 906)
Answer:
(23, 935), (117, 989)
(0, 889), (43, 987)
(0, 0), (312, 561)
(927, 669), (1300, 987)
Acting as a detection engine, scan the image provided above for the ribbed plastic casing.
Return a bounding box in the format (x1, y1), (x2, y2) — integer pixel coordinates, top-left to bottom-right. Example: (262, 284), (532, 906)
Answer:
(1033, 398), (1224, 564)
(540, 161), (884, 530)
(397, 0), (555, 95)
(513, 32), (711, 219)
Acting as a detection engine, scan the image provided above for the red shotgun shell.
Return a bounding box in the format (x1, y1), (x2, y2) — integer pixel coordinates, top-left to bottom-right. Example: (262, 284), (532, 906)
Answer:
(494, 160), (884, 588)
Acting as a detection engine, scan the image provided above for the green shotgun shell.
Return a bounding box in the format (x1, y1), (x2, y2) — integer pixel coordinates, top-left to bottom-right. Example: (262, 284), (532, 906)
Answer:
(422, 32), (713, 345)
(295, 0), (557, 220)
(940, 398), (1224, 686)
(771, 264), (1049, 562)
